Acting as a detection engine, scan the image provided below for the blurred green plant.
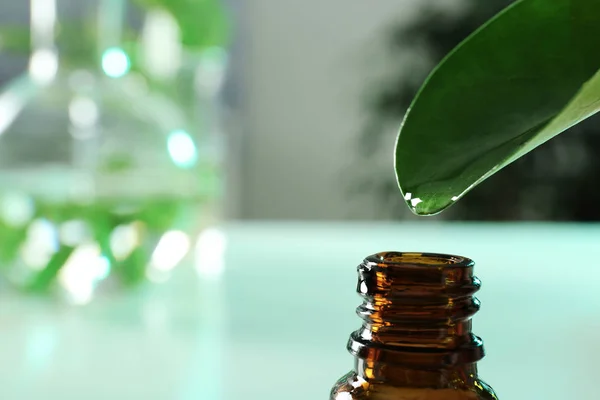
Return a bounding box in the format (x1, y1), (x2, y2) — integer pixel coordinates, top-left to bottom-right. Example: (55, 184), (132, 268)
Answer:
(394, 0), (600, 215)
(0, 0), (228, 296)
(133, 0), (229, 50)
(0, 196), (194, 293)
(0, 25), (30, 53)
(0, 0), (228, 56)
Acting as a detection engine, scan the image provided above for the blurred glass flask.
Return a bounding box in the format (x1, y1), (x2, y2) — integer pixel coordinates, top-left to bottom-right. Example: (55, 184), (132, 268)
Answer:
(0, 0), (225, 302)
(330, 252), (499, 400)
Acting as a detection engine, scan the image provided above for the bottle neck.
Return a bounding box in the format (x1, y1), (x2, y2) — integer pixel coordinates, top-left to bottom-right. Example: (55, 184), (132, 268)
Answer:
(348, 252), (485, 389)
(29, 0), (126, 77)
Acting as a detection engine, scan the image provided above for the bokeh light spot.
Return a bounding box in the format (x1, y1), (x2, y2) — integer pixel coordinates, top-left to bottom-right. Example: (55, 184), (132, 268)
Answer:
(101, 47), (131, 78)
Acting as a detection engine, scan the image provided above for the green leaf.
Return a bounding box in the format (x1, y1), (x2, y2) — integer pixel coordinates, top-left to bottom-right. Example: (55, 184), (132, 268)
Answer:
(395, 0), (600, 216)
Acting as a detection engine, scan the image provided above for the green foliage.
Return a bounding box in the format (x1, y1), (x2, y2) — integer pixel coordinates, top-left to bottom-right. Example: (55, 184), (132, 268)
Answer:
(0, 25), (30, 54)
(395, 0), (600, 215)
(1, 197), (192, 293)
(0, 0), (229, 55)
(133, 0), (229, 50)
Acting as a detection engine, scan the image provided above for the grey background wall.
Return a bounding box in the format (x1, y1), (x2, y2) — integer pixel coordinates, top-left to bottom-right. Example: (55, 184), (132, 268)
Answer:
(232, 0), (463, 220)
(233, 0), (416, 220)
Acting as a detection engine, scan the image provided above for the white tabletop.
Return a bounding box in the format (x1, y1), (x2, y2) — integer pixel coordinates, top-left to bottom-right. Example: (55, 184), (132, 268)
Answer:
(0, 222), (599, 399)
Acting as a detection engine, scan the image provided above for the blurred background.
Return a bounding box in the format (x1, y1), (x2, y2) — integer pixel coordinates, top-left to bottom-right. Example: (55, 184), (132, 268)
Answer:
(0, 0), (599, 399)
(2, 0), (600, 224)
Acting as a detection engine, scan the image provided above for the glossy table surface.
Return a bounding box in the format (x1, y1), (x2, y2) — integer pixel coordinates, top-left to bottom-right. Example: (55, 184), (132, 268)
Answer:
(0, 222), (599, 400)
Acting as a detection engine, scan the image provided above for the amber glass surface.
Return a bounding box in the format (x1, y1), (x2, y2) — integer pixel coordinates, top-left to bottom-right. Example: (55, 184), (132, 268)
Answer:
(330, 252), (498, 400)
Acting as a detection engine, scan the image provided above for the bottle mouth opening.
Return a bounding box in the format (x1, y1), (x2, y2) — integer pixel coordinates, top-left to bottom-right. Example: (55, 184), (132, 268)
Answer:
(369, 252), (473, 268)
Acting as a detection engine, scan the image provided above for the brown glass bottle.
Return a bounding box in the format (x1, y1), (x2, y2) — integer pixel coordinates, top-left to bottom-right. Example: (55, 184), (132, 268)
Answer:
(330, 252), (498, 400)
